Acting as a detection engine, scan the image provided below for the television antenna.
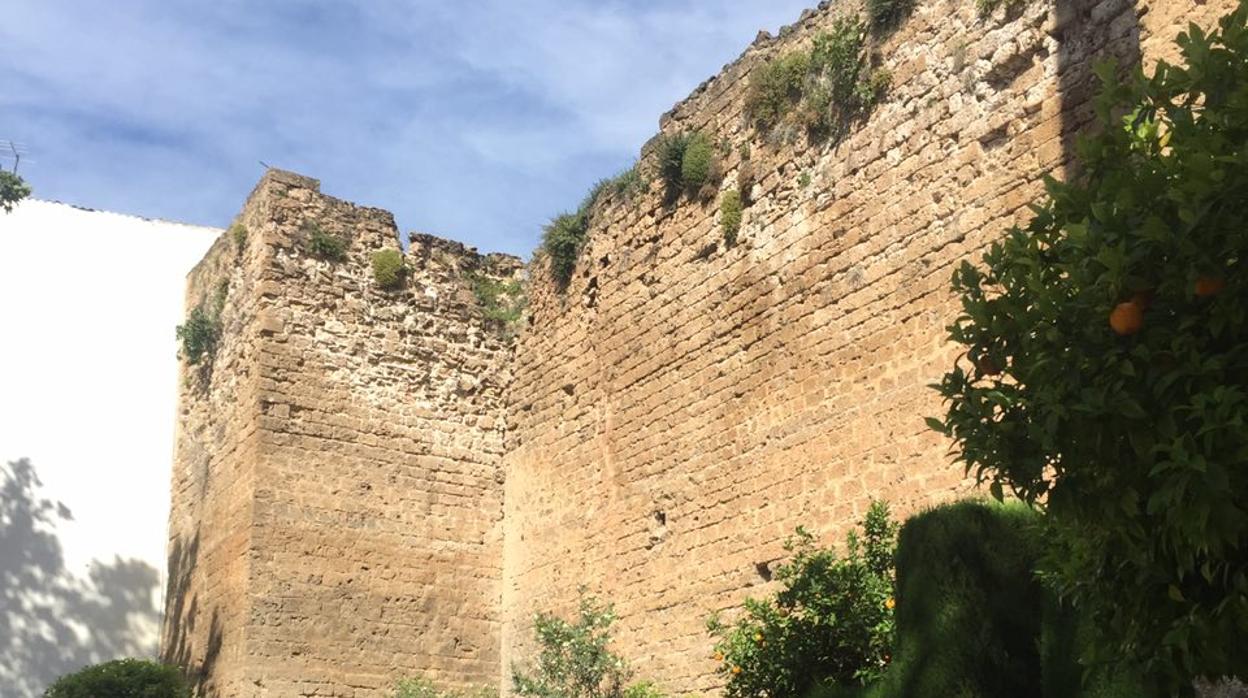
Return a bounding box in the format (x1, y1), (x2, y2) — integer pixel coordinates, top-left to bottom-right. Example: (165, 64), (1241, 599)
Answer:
(0, 140), (30, 174)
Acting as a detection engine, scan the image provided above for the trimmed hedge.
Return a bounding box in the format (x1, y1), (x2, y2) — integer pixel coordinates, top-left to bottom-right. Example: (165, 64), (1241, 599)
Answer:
(809, 500), (1143, 698)
(43, 658), (190, 698)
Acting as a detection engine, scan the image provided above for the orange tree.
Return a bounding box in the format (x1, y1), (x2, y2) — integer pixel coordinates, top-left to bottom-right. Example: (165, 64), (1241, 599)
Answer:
(929, 6), (1248, 692)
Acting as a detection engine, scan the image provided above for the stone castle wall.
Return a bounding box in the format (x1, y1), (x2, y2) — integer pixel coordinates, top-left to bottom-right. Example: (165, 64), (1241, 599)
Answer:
(166, 170), (522, 696)
(164, 1), (1236, 695)
(501, 0), (1234, 694)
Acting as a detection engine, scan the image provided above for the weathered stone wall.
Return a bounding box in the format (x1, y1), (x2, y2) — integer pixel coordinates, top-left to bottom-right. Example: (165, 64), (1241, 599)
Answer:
(165, 170), (523, 697)
(500, 0), (1236, 694)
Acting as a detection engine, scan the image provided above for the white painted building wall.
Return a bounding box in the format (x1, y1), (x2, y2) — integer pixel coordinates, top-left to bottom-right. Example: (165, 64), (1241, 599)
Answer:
(0, 199), (218, 697)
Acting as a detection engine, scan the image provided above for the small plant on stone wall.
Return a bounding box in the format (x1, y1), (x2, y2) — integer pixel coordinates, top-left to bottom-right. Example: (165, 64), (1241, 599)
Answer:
(707, 501), (898, 698)
(746, 16), (890, 143)
(372, 248), (407, 290)
(230, 223), (248, 256)
(975, 0), (1028, 15)
(304, 221), (347, 261)
(865, 0), (916, 31)
(512, 590), (663, 698)
(468, 271), (525, 327)
(542, 210), (590, 290)
(720, 190), (743, 248)
(657, 131), (694, 203)
(680, 131), (722, 201)
(176, 302), (221, 365)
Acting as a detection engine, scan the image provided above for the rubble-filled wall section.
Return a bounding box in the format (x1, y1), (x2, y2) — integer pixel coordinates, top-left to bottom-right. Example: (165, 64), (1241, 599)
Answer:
(165, 169), (523, 697)
(500, 0), (1236, 694)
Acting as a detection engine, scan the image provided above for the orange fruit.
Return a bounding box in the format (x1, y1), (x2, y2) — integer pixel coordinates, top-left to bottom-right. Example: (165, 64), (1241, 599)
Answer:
(732, 666), (742, 675)
(1110, 301), (1144, 336)
(1195, 276), (1226, 297)
(714, 652), (724, 662)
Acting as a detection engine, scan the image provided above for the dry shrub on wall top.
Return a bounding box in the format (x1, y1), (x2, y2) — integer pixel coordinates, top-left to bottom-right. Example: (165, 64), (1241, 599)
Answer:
(745, 15), (891, 142)
(931, 5), (1248, 689)
(371, 248), (406, 289)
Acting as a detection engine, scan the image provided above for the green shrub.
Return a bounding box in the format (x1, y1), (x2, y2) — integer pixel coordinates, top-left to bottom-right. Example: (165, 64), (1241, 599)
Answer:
(512, 591), (661, 698)
(468, 272), (525, 326)
(865, 0), (915, 31)
(680, 132), (717, 196)
(43, 658), (189, 698)
(305, 222), (347, 261)
(0, 170), (31, 213)
(394, 677), (497, 698)
(720, 190), (743, 247)
(542, 211), (589, 289)
(372, 248), (406, 290)
(747, 17), (888, 140)
(657, 132), (693, 202)
(176, 302), (221, 365)
(230, 223), (247, 254)
(930, 6), (1248, 688)
(746, 52), (811, 132)
(708, 502), (898, 698)
(607, 165), (648, 203)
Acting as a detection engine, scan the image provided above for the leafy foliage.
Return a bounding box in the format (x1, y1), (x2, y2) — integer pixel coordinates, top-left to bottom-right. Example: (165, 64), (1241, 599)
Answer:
(929, 7), (1248, 689)
(746, 17), (889, 141)
(542, 211), (590, 290)
(1, 170), (31, 213)
(707, 502), (898, 698)
(372, 248), (407, 290)
(43, 658), (190, 698)
(512, 591), (661, 698)
(230, 223), (247, 255)
(680, 131), (719, 198)
(720, 190), (743, 247)
(305, 222), (347, 261)
(176, 302), (221, 365)
(468, 271), (525, 326)
(865, 0), (915, 31)
(393, 677), (497, 698)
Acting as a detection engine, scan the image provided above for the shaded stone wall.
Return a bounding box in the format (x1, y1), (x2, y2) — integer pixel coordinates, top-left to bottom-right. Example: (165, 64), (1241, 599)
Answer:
(165, 170), (522, 697)
(500, 0), (1235, 694)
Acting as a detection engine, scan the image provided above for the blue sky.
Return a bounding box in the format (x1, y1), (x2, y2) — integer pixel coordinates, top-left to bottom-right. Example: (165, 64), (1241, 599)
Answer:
(1, 1), (814, 257)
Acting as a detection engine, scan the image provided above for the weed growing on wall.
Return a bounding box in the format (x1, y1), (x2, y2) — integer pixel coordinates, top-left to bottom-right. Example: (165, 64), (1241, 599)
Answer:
(468, 271), (525, 326)
(542, 211), (590, 289)
(372, 249), (406, 290)
(177, 303), (221, 365)
(720, 190), (743, 247)
(680, 131), (720, 199)
(512, 591), (663, 698)
(304, 222), (347, 261)
(746, 16), (890, 142)
(930, 5), (1248, 688)
(230, 223), (248, 256)
(707, 502), (898, 697)
(865, 0), (915, 31)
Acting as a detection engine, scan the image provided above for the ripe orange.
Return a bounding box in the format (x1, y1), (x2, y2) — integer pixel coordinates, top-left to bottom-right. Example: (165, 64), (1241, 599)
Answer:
(732, 666), (742, 675)
(1195, 275), (1226, 297)
(1110, 301), (1144, 336)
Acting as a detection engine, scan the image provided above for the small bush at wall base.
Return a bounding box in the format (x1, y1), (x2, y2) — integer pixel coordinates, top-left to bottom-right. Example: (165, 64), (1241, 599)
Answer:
(304, 222), (347, 261)
(720, 190), (743, 247)
(512, 590), (662, 698)
(394, 677), (497, 698)
(372, 248), (406, 289)
(708, 501), (898, 698)
(177, 302), (221, 365)
(43, 658), (190, 698)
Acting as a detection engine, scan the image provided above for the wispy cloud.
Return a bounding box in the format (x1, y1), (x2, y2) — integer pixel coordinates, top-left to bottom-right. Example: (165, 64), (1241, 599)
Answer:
(0, 0), (813, 256)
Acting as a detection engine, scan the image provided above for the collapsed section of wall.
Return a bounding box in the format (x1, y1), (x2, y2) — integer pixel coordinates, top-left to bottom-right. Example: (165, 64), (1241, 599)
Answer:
(500, 0), (1233, 693)
(164, 170), (523, 697)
